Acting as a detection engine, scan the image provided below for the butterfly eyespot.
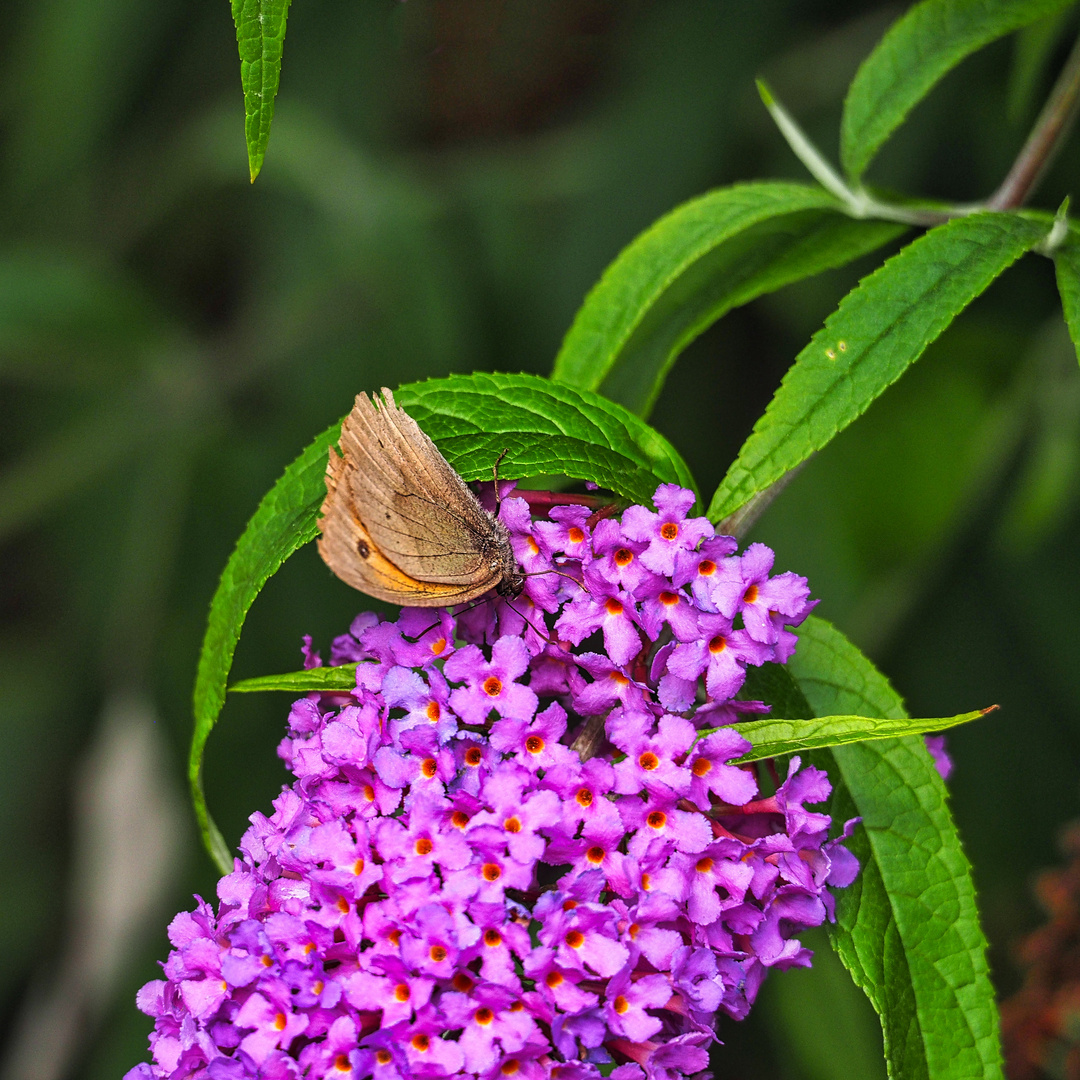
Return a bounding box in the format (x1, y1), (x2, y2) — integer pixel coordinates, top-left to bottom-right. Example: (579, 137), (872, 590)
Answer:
(357, 541), (370, 559)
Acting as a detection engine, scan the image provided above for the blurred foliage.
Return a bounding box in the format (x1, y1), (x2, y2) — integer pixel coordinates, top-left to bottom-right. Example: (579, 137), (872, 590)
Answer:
(2, 1), (1080, 1077)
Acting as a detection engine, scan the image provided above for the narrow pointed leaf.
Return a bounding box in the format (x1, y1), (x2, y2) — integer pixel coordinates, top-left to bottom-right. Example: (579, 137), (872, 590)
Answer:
(230, 665), (362, 693)
(191, 373), (695, 869)
(841, 0), (1077, 179)
(729, 707), (988, 763)
(232, 0), (292, 182)
(552, 181), (904, 416)
(1053, 227), (1080, 365)
(709, 212), (1048, 523)
(789, 617), (1004, 1080)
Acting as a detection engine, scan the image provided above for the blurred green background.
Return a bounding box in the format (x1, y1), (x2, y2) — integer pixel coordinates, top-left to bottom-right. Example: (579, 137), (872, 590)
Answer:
(2, 2), (1079, 1078)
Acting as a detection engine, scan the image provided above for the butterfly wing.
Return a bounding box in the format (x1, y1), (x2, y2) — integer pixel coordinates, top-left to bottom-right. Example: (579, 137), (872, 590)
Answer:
(317, 389), (506, 605)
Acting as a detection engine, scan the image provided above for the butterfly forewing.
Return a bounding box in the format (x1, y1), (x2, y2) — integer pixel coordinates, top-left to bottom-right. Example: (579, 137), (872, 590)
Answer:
(317, 389), (519, 607)
(334, 391), (496, 585)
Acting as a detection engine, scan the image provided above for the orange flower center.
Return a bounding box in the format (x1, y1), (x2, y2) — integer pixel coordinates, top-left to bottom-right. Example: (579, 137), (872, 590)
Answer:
(362, 785), (375, 802)
(743, 583), (759, 604)
(394, 984), (410, 1002)
(546, 970), (564, 987)
(565, 930), (585, 949)
(414, 838), (433, 856)
(375, 1050), (392, 1065)
(475, 1008), (495, 1026)
(660, 522), (679, 540)
(274, 1012), (287, 1031)
(335, 1054), (351, 1071)
(575, 787), (593, 807)
(484, 928), (502, 947)
(526, 735), (545, 754)
(604, 598), (624, 617)
(431, 637), (447, 655)
(451, 810), (470, 828)
(504, 816), (522, 833)
(638, 751), (660, 771)
(567, 527), (585, 544)
(698, 559), (716, 577)
(696, 857), (714, 873)
(501, 1060), (521, 1075)
(420, 758), (438, 778)
(586, 845), (605, 864)
(482, 863), (502, 882)
(692, 757), (712, 776)
(614, 548), (634, 567)
(613, 995), (630, 1015)
(429, 945), (447, 962)
(483, 676), (503, 697)
(411, 1035), (430, 1052)
(452, 972), (475, 992)
(353, 858), (366, 875)
(426, 701), (440, 722)
(709, 635), (727, 654)
(647, 811), (666, 829)
(465, 747), (483, 766)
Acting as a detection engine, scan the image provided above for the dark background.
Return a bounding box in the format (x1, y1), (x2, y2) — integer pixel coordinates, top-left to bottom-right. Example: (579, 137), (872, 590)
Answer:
(1, 2), (1078, 1078)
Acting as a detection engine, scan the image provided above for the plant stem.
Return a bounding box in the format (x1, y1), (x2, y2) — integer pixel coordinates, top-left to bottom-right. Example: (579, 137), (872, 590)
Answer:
(989, 31), (1080, 211)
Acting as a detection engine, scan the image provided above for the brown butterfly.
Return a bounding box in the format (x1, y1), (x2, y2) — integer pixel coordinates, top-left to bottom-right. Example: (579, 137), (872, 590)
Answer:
(317, 389), (524, 607)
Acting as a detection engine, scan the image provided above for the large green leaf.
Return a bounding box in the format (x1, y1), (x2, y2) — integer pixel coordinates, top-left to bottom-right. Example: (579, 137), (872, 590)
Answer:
(395, 372), (697, 503)
(231, 0), (292, 182)
(1053, 227), (1080, 366)
(841, 0), (1078, 180)
(789, 617), (1003, 1080)
(190, 373), (696, 869)
(709, 212), (1048, 523)
(551, 181), (904, 416)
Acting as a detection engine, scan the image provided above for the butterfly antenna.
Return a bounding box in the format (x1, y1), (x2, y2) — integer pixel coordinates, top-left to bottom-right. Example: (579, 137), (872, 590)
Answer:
(523, 566), (586, 592)
(504, 598), (560, 647)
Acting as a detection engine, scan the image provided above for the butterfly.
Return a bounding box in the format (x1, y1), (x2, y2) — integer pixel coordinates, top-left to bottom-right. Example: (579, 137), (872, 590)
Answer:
(317, 389), (524, 607)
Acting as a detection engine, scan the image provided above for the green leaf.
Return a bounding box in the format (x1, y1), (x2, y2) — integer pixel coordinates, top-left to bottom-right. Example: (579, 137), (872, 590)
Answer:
(790, 617), (1004, 1080)
(230, 665), (361, 693)
(395, 372), (697, 504)
(190, 372), (695, 869)
(551, 182), (905, 416)
(1053, 228), (1080, 366)
(841, 0), (1078, 180)
(190, 420), (340, 873)
(709, 212), (1048, 523)
(730, 707), (989, 763)
(232, 0), (292, 182)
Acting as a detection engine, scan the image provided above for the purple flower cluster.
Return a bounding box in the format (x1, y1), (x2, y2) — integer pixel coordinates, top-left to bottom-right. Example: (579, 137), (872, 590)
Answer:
(129, 485), (858, 1080)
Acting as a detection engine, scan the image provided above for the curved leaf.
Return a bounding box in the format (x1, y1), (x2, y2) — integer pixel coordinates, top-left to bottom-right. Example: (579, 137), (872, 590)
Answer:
(232, 0), (292, 182)
(552, 181), (904, 416)
(190, 420), (340, 871)
(191, 373), (696, 869)
(790, 617), (1004, 1080)
(730, 706), (989, 763)
(842, 0), (1077, 179)
(709, 212), (1048, 523)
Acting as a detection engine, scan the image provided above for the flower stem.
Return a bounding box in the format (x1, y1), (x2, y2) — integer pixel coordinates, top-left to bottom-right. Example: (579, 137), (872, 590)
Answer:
(989, 31), (1080, 210)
